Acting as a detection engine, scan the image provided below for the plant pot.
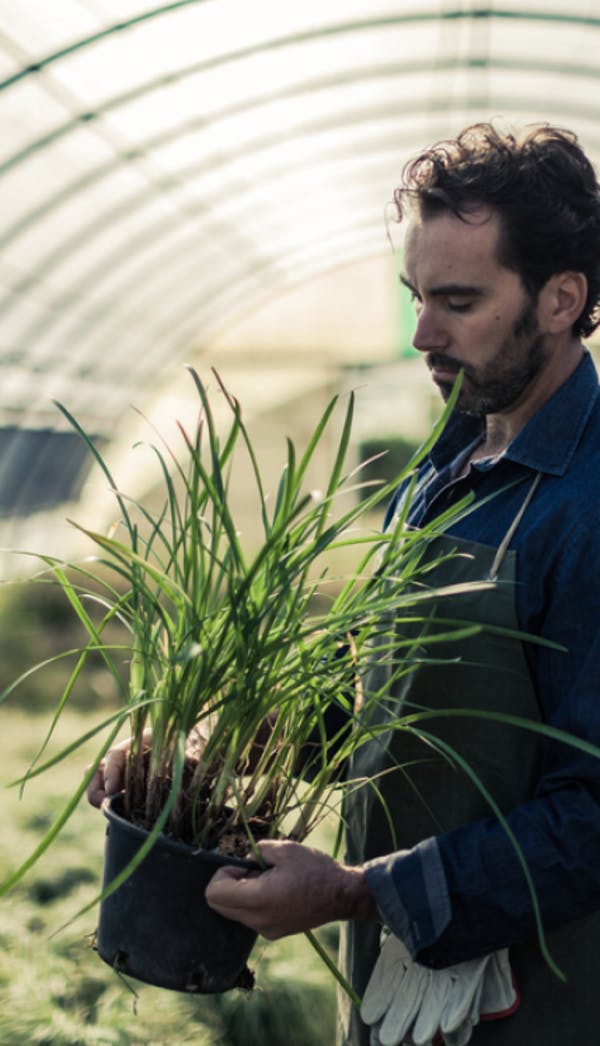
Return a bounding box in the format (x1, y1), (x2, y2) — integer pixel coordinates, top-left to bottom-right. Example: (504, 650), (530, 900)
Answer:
(96, 795), (259, 993)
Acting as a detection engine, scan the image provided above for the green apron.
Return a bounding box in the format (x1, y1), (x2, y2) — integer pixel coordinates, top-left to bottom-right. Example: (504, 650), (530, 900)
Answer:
(339, 480), (600, 1045)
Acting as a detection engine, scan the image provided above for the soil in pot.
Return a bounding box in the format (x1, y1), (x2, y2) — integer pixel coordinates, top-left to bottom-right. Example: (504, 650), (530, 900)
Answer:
(96, 795), (259, 994)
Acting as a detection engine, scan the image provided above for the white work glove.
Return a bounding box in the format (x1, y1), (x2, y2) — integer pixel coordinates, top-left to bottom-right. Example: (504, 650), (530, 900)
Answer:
(361, 931), (517, 1046)
(479, 948), (519, 1019)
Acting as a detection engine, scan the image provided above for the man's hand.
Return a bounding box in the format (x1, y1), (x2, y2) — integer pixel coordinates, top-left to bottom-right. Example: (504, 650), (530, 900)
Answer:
(86, 719), (265, 809)
(86, 738), (131, 808)
(86, 729), (154, 808)
(205, 838), (378, 939)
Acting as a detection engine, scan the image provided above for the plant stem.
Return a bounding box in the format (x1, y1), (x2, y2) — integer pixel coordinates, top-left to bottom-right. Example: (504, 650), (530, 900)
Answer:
(303, 928), (361, 1009)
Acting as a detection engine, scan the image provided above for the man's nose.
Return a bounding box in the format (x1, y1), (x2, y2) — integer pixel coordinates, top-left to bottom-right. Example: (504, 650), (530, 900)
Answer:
(412, 307), (449, 353)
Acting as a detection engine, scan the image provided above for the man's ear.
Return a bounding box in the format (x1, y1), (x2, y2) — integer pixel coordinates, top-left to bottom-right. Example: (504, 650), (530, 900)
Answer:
(537, 271), (588, 334)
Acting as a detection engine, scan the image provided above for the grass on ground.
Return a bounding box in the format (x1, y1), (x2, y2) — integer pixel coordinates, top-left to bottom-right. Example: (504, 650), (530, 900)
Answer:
(0, 707), (338, 1046)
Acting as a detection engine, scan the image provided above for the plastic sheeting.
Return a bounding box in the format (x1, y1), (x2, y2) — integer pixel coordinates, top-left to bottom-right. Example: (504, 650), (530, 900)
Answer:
(1, 0), (599, 518)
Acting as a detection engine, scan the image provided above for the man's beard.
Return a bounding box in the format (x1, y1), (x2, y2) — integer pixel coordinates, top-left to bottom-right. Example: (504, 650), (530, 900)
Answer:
(428, 301), (549, 416)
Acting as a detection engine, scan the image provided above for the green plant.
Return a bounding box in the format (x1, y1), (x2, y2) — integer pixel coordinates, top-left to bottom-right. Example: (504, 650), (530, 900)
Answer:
(6, 369), (596, 996)
(1, 369), (481, 879)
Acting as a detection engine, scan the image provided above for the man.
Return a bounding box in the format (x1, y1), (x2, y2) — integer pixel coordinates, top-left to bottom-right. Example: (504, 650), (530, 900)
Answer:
(91, 124), (600, 1045)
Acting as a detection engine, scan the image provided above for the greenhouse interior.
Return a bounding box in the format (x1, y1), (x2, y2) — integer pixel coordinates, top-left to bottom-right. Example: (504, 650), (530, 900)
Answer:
(1, 0), (599, 565)
(2, 3), (600, 1044)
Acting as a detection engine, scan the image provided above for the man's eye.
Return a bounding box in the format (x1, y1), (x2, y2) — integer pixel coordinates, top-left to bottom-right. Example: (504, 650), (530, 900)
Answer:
(447, 300), (473, 313)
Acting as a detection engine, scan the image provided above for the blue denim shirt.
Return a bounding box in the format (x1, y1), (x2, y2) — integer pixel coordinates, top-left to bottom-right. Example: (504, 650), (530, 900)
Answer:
(364, 351), (600, 967)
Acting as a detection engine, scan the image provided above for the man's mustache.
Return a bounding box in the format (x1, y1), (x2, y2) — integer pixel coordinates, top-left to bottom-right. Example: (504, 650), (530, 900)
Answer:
(426, 353), (466, 374)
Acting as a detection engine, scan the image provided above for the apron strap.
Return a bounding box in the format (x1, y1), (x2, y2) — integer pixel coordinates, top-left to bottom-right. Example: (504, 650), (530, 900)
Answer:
(488, 472), (543, 581)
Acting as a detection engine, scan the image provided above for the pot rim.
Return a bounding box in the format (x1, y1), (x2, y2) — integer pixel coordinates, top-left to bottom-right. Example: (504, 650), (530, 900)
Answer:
(102, 793), (261, 870)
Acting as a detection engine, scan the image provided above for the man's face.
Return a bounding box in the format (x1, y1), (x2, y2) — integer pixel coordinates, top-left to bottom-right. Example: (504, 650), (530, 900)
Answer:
(401, 207), (550, 416)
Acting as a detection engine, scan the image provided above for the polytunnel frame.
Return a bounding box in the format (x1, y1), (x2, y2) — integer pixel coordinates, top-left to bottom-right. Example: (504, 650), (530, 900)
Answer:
(3, 6), (600, 367)
(1, 1), (599, 528)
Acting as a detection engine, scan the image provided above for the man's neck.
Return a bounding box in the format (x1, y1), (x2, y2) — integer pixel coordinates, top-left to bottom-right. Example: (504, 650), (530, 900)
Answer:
(489, 341), (583, 448)
(460, 338), (585, 473)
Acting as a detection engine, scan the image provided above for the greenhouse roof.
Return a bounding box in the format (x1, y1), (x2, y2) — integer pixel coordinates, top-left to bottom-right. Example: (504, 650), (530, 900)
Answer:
(1, 0), (599, 534)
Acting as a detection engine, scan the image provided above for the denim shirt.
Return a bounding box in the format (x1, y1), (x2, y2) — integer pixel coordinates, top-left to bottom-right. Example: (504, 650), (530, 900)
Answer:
(364, 351), (600, 967)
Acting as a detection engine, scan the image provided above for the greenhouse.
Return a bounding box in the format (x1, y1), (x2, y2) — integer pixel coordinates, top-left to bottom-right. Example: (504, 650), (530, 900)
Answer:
(2, 3), (600, 1045)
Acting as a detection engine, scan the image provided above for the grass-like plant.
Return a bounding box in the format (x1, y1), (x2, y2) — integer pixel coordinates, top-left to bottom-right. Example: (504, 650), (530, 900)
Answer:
(1, 367), (482, 891)
(6, 368), (598, 996)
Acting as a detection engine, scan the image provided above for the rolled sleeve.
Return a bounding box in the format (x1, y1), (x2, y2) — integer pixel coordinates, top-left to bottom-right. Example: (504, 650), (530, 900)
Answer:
(364, 835), (451, 961)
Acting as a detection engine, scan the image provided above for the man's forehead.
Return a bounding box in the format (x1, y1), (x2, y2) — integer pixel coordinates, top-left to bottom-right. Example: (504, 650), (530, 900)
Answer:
(401, 206), (504, 281)
(403, 203), (499, 242)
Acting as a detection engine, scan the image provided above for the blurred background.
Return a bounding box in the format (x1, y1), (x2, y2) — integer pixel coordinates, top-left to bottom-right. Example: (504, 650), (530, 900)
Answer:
(2, 2), (600, 1043)
(2, 0), (600, 567)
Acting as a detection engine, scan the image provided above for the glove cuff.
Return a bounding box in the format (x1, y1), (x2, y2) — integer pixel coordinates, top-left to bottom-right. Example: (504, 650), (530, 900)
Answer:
(480, 970), (520, 1022)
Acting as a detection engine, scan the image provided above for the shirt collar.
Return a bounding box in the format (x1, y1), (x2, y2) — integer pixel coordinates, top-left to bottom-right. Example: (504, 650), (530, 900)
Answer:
(430, 351), (599, 477)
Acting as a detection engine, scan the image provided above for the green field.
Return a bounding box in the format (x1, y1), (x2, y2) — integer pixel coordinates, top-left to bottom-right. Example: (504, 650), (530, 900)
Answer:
(0, 705), (338, 1046)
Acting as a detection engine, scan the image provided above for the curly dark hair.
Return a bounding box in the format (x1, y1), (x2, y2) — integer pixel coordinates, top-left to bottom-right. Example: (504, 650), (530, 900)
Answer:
(393, 122), (600, 337)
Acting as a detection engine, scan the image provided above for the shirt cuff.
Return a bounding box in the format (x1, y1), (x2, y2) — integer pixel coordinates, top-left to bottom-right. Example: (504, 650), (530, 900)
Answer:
(363, 835), (451, 961)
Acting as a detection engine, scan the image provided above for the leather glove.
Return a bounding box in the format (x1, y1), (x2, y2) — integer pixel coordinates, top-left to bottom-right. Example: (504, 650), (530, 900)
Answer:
(479, 948), (519, 1019)
(438, 949), (518, 1045)
(361, 932), (430, 1044)
(361, 931), (517, 1046)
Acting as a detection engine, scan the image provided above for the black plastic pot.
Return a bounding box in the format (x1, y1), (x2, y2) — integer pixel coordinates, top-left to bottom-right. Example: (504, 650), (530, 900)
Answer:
(96, 795), (259, 993)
